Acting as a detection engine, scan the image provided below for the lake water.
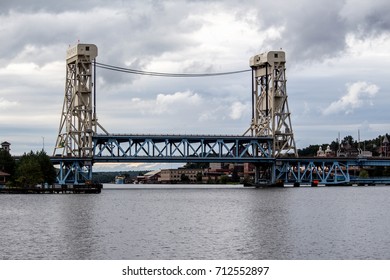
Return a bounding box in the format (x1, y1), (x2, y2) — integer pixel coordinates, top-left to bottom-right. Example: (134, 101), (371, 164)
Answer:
(1, 184), (390, 260)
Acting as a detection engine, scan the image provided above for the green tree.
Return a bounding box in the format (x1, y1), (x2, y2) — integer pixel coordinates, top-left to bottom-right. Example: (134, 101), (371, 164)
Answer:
(342, 135), (354, 145)
(372, 166), (385, 177)
(180, 173), (190, 183)
(0, 149), (15, 178)
(183, 162), (209, 169)
(196, 172), (203, 183)
(16, 156), (44, 187)
(358, 169), (369, 178)
(219, 175), (229, 184)
(298, 145), (320, 156)
(36, 150), (57, 185)
(15, 151), (56, 187)
(231, 170), (240, 182)
(383, 167), (390, 177)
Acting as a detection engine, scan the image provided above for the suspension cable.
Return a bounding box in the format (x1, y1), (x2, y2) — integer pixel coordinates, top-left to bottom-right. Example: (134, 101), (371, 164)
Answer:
(94, 62), (251, 77)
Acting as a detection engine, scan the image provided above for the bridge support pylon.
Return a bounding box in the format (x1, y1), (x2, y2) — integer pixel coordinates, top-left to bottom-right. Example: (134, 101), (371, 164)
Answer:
(53, 44), (108, 184)
(244, 51), (297, 185)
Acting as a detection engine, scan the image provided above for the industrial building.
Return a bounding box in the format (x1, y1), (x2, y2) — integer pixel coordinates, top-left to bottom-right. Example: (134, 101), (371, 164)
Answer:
(158, 168), (203, 183)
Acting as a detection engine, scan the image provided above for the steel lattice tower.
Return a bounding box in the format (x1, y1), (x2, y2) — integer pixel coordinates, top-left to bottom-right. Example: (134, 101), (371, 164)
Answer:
(244, 51), (297, 157)
(54, 44), (107, 158)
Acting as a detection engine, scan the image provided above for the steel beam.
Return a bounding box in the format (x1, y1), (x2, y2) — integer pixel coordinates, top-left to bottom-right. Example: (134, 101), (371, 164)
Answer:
(92, 134), (273, 163)
(51, 157), (93, 185)
(274, 157), (390, 185)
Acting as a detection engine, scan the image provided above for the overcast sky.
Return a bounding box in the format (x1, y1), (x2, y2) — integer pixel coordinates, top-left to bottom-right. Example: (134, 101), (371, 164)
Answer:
(1, 0), (390, 171)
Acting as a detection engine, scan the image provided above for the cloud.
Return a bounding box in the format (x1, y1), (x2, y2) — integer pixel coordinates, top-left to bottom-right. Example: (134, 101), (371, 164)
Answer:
(322, 81), (379, 115)
(129, 90), (202, 115)
(0, 97), (19, 109)
(247, 0), (390, 63)
(0, 0), (390, 158)
(229, 101), (249, 120)
(1, 0), (390, 66)
(340, 0), (390, 34)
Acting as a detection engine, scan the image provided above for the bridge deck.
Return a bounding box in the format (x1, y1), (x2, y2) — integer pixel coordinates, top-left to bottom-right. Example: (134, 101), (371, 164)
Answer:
(50, 133), (390, 185)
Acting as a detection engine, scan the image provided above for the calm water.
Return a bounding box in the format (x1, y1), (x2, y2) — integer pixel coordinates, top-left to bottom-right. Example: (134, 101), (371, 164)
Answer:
(1, 185), (390, 260)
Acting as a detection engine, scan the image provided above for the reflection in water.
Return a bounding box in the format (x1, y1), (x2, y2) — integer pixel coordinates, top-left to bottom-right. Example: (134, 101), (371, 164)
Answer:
(1, 186), (390, 259)
(56, 196), (104, 259)
(241, 189), (294, 259)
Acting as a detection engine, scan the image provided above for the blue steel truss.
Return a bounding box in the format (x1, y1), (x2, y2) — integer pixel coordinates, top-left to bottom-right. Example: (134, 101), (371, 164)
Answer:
(275, 157), (390, 185)
(92, 134), (274, 163)
(51, 134), (273, 185)
(275, 159), (350, 185)
(52, 134), (390, 186)
(51, 157), (93, 185)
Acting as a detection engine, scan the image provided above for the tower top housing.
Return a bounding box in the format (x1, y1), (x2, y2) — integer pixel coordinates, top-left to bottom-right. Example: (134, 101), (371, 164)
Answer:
(66, 44), (98, 60)
(249, 51), (286, 67)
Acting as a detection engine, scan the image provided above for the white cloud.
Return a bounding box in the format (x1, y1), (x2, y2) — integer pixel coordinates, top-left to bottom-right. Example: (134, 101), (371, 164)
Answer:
(229, 101), (249, 120)
(129, 90), (202, 115)
(322, 81), (379, 115)
(198, 107), (223, 122)
(156, 91), (202, 107)
(0, 97), (19, 109)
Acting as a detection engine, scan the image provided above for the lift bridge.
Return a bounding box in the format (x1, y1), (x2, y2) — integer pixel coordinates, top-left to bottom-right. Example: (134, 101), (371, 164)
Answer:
(52, 44), (390, 186)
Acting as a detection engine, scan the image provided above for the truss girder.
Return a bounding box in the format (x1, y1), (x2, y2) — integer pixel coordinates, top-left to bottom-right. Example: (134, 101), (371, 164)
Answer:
(53, 158), (93, 185)
(92, 135), (273, 163)
(275, 159), (351, 185)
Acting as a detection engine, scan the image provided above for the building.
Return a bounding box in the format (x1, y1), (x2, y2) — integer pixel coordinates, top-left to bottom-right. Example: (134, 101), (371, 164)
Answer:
(158, 168), (202, 183)
(135, 170), (161, 184)
(203, 163), (230, 182)
(0, 141), (11, 186)
(337, 142), (360, 157)
(1, 141), (11, 153)
(317, 145), (334, 157)
(0, 171), (10, 186)
(381, 135), (389, 157)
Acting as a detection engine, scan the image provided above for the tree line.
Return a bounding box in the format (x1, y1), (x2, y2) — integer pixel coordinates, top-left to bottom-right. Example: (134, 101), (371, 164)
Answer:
(298, 134), (389, 157)
(0, 150), (56, 188)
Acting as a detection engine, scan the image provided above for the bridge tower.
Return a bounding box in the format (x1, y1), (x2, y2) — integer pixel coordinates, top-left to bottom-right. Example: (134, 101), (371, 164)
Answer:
(244, 51), (297, 157)
(53, 44), (107, 184)
(54, 44), (107, 158)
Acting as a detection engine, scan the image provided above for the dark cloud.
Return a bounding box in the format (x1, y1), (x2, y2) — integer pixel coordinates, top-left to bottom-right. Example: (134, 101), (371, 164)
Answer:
(0, 0), (107, 14)
(351, 3), (390, 37)
(2, 0), (389, 67)
(233, 0), (390, 62)
(247, 0), (345, 62)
